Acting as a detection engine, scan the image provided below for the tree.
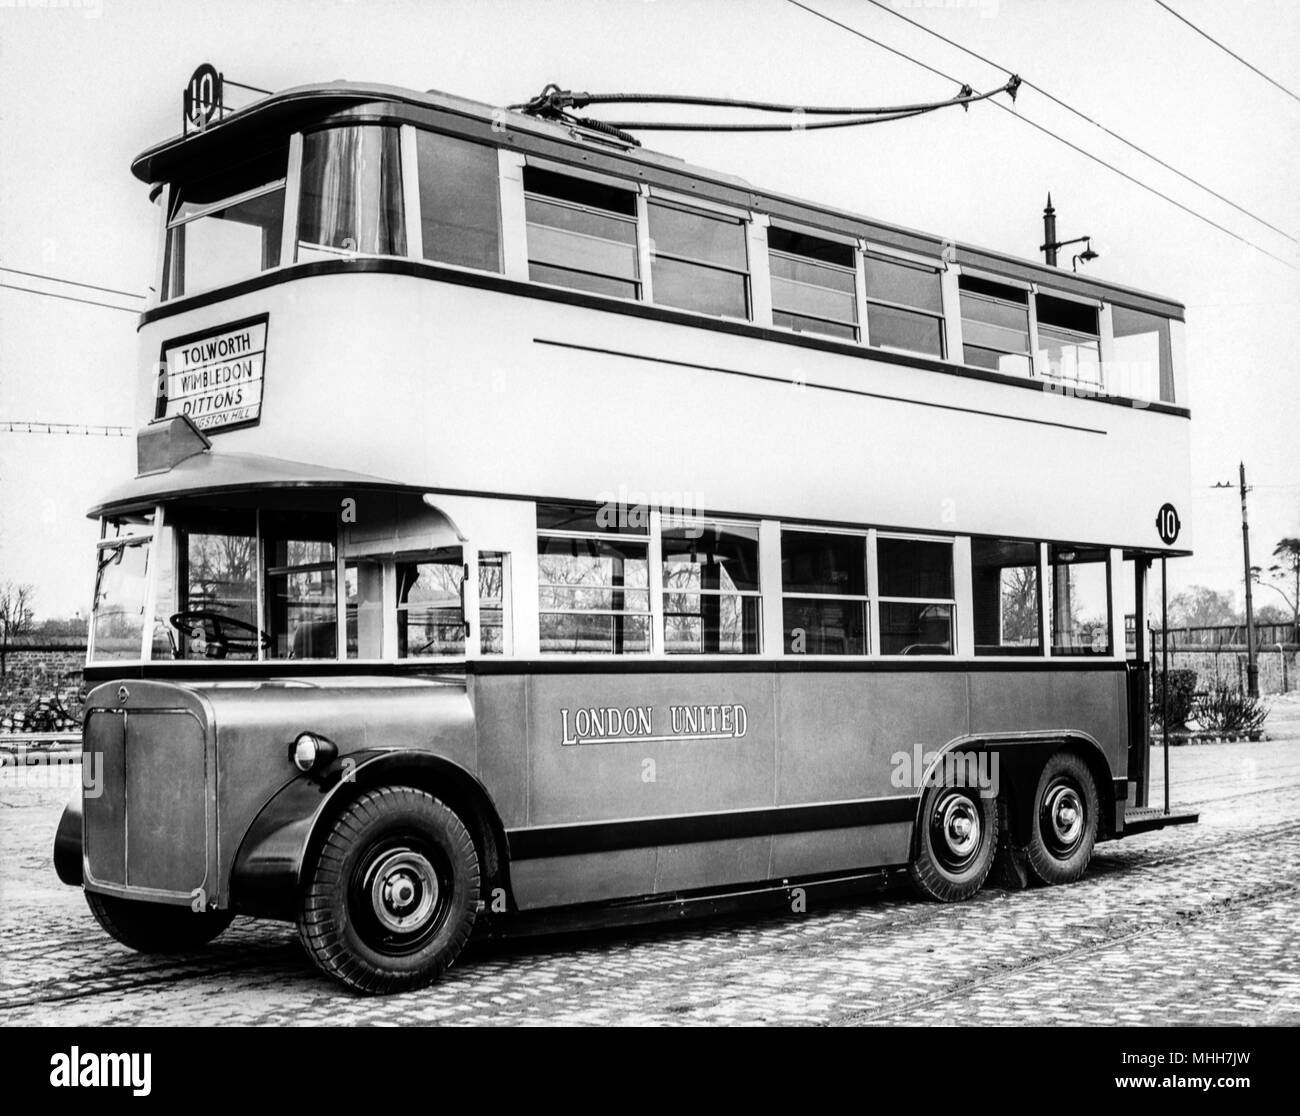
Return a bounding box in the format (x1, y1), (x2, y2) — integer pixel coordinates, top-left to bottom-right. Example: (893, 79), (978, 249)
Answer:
(0, 581), (36, 679)
(1166, 585), (1240, 629)
(1253, 537), (1300, 638)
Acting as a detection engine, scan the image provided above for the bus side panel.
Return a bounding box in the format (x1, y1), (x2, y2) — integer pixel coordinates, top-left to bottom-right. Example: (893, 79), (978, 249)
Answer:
(966, 668), (1128, 773)
(774, 671), (970, 802)
(471, 672), (529, 829)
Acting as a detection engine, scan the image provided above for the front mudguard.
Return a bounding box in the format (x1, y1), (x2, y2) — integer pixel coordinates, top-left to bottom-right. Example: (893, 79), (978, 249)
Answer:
(230, 749), (507, 920)
(53, 795), (84, 886)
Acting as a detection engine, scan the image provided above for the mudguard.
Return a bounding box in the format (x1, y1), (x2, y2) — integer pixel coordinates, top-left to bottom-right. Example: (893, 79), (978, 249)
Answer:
(230, 748), (507, 919)
(53, 796), (84, 886)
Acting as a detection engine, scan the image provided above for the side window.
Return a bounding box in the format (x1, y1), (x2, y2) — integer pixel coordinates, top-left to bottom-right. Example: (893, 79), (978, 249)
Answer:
(781, 529), (868, 654)
(163, 146), (288, 300)
(297, 125), (407, 260)
(1111, 306), (1174, 403)
(972, 539), (1041, 656)
(537, 503), (650, 653)
(478, 552), (508, 655)
(396, 549), (466, 657)
(416, 130), (502, 272)
(768, 228), (858, 341)
(648, 200), (749, 319)
(959, 274), (1031, 375)
(864, 253), (945, 357)
(523, 168), (640, 298)
(1048, 545), (1111, 656)
(1036, 293), (1100, 389)
(264, 515), (338, 660)
(876, 536), (954, 655)
(661, 519), (761, 654)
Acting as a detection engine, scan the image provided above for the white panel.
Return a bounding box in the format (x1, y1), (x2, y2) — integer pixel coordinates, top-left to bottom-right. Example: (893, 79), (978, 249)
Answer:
(940, 266), (963, 362)
(748, 215), (773, 327)
(400, 125), (423, 260)
(496, 149), (529, 281)
(759, 519), (784, 656)
(133, 273), (1193, 557)
(953, 535), (974, 657)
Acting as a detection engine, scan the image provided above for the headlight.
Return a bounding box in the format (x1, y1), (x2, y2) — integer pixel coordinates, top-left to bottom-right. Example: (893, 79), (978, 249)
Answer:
(289, 732), (336, 773)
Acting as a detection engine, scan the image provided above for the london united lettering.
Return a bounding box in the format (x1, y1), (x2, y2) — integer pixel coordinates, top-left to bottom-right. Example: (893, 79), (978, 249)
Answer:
(560, 703), (748, 746)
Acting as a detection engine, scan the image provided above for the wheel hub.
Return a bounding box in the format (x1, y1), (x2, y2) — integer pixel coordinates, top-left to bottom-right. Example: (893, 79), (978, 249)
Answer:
(1043, 785), (1085, 851)
(367, 849), (439, 935)
(934, 794), (981, 865)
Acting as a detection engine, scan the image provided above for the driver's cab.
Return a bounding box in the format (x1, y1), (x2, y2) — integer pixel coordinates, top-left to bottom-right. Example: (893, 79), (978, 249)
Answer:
(89, 488), (479, 668)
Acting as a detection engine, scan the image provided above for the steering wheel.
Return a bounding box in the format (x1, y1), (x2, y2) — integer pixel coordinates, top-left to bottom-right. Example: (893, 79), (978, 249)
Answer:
(170, 610), (271, 659)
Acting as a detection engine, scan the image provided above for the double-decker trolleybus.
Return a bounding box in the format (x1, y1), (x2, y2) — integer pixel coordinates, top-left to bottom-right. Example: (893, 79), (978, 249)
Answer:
(55, 69), (1197, 993)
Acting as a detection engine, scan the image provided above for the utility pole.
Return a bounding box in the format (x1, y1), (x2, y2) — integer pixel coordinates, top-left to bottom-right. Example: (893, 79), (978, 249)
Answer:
(1240, 461), (1259, 697)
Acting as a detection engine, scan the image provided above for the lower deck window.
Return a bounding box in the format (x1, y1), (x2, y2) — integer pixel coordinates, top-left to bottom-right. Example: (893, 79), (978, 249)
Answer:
(1049, 545), (1111, 655)
(662, 519), (762, 654)
(537, 532), (650, 654)
(877, 536), (954, 655)
(780, 529), (868, 654)
(396, 550), (466, 657)
(972, 538), (1041, 655)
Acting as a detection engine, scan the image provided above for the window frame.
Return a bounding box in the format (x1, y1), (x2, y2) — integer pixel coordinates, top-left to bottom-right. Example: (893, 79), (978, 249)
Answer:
(778, 524), (870, 656)
(862, 248), (948, 359)
(536, 515), (653, 655)
(522, 167), (643, 301)
(873, 530), (958, 657)
(646, 192), (752, 321)
(658, 513), (764, 656)
(956, 270), (1034, 376)
(767, 223), (860, 342)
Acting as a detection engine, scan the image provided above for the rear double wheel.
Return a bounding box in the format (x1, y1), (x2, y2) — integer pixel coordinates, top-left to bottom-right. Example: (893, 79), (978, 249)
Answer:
(297, 786), (480, 995)
(909, 778), (999, 902)
(1025, 752), (1099, 885)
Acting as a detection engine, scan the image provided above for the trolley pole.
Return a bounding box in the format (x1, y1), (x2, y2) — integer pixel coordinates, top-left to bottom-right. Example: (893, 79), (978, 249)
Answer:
(1240, 462), (1259, 697)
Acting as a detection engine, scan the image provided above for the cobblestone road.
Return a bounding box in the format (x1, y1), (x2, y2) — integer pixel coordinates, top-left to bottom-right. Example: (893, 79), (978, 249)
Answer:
(3, 704), (1299, 1026)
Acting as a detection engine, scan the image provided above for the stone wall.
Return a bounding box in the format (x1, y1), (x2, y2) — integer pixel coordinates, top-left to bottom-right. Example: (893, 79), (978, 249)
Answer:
(0, 639), (86, 732)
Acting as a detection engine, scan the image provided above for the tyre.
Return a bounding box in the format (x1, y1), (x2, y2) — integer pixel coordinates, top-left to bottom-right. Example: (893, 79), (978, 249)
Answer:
(1025, 751), (1099, 886)
(297, 786), (480, 995)
(909, 779), (999, 902)
(86, 892), (234, 952)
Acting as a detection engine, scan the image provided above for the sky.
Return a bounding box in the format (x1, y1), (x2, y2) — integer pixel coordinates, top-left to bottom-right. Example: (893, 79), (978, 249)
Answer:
(1, 0), (1298, 618)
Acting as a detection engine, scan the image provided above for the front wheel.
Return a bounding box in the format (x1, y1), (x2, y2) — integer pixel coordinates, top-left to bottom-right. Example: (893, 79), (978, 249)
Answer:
(86, 892), (234, 953)
(297, 786), (480, 995)
(909, 781), (999, 902)
(1025, 752), (1099, 886)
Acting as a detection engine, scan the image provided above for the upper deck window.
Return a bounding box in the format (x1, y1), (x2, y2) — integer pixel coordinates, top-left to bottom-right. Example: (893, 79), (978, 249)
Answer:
(1112, 306), (1175, 403)
(1036, 293), (1101, 389)
(864, 253), (944, 358)
(648, 200), (749, 320)
(523, 168), (640, 299)
(416, 131), (501, 272)
(959, 274), (1031, 376)
(768, 228), (858, 341)
(163, 146), (287, 301)
(297, 126), (407, 260)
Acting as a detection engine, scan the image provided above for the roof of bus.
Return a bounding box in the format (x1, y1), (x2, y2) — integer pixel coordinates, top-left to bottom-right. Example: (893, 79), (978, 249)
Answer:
(133, 81), (1185, 316)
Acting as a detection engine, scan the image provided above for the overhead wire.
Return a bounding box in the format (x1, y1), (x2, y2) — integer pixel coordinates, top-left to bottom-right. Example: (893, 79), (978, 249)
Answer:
(860, 0), (1298, 245)
(0, 266), (145, 300)
(784, 0), (1300, 274)
(0, 282), (141, 313)
(1151, 0), (1300, 106)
